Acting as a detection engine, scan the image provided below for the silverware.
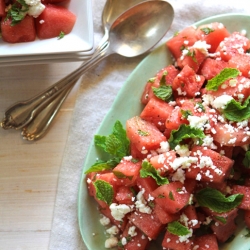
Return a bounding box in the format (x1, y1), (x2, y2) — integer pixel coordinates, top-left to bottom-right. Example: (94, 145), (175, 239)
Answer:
(1, 0), (174, 140)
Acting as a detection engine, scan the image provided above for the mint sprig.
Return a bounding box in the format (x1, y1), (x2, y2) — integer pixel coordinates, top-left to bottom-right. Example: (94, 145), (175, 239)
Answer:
(167, 221), (190, 236)
(169, 124), (205, 149)
(206, 68), (240, 91)
(93, 180), (114, 205)
(223, 96), (250, 122)
(85, 121), (130, 174)
(140, 160), (169, 185)
(195, 187), (243, 213)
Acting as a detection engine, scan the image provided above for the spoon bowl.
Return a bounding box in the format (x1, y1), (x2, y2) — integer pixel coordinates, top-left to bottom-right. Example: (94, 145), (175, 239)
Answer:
(109, 1), (174, 57)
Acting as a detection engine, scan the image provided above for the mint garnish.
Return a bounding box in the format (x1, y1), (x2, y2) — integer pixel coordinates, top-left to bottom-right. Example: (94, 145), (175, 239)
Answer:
(206, 68), (240, 91)
(93, 180), (114, 205)
(169, 124), (205, 149)
(223, 96), (250, 122)
(167, 221), (191, 236)
(195, 187), (243, 213)
(200, 27), (214, 35)
(85, 159), (116, 174)
(152, 85), (173, 102)
(140, 160), (169, 185)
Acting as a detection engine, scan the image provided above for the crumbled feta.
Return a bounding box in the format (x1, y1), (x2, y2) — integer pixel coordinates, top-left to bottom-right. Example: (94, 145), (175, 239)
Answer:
(105, 236), (118, 248)
(187, 115), (209, 130)
(109, 203), (133, 221)
(212, 95), (233, 110)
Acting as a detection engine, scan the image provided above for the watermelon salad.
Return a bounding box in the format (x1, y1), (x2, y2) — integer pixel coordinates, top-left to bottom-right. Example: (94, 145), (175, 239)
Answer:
(0, 0), (76, 43)
(85, 21), (250, 250)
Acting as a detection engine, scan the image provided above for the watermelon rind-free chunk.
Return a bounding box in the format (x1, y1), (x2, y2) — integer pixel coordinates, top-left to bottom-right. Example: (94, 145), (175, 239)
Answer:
(35, 4), (76, 39)
(1, 15), (36, 43)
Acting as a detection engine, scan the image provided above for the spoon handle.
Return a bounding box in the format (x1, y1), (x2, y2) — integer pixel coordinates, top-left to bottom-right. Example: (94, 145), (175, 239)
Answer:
(1, 41), (111, 130)
(21, 83), (74, 141)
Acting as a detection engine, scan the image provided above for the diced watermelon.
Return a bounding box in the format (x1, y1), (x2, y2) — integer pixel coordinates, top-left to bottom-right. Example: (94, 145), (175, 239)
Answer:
(211, 216), (237, 242)
(228, 53), (250, 78)
(193, 234), (219, 250)
(172, 65), (205, 98)
(140, 97), (174, 131)
(177, 48), (206, 72)
(149, 150), (176, 175)
(152, 181), (190, 214)
(199, 58), (229, 80)
(141, 65), (179, 105)
(35, 4), (76, 39)
(202, 207), (238, 226)
(195, 22), (230, 53)
(0, 0), (6, 17)
(136, 176), (158, 200)
(128, 211), (163, 239)
(113, 159), (141, 187)
(211, 121), (250, 147)
(130, 142), (147, 160)
(118, 221), (149, 250)
(166, 26), (198, 60)
(115, 186), (134, 205)
(181, 205), (200, 229)
(216, 32), (250, 61)
(186, 146), (233, 183)
(1, 15), (36, 43)
(165, 106), (185, 132)
(126, 116), (166, 153)
(231, 185), (250, 210)
(153, 203), (180, 224)
(162, 231), (193, 250)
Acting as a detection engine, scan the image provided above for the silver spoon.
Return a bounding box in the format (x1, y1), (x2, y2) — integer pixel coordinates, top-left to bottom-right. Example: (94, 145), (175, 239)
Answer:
(1, 0), (174, 133)
(20, 0), (145, 140)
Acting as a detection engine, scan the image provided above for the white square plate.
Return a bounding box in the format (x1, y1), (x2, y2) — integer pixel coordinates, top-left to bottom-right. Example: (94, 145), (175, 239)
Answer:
(0, 0), (94, 57)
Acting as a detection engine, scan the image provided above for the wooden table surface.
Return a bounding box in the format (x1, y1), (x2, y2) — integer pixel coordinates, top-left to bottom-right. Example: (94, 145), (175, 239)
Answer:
(0, 61), (82, 250)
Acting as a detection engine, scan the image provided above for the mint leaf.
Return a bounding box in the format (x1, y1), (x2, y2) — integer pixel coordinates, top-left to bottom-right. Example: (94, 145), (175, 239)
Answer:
(200, 27), (214, 35)
(167, 221), (190, 236)
(169, 124), (205, 149)
(152, 85), (173, 102)
(140, 160), (169, 185)
(84, 159), (117, 174)
(243, 151), (250, 168)
(6, 0), (29, 26)
(195, 187), (243, 213)
(223, 96), (250, 122)
(93, 180), (114, 205)
(94, 120), (130, 158)
(206, 68), (240, 91)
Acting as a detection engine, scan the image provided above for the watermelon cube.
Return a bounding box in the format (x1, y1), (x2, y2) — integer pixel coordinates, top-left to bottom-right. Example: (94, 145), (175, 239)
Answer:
(186, 146), (233, 184)
(152, 181), (190, 214)
(0, 0), (6, 17)
(172, 65), (205, 98)
(193, 234), (219, 250)
(140, 97), (174, 132)
(1, 15), (36, 43)
(118, 221), (149, 250)
(128, 211), (163, 239)
(126, 116), (166, 153)
(166, 26), (198, 60)
(228, 53), (250, 78)
(231, 185), (250, 210)
(195, 22), (230, 53)
(162, 231), (193, 250)
(35, 4), (76, 39)
(115, 186), (134, 205)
